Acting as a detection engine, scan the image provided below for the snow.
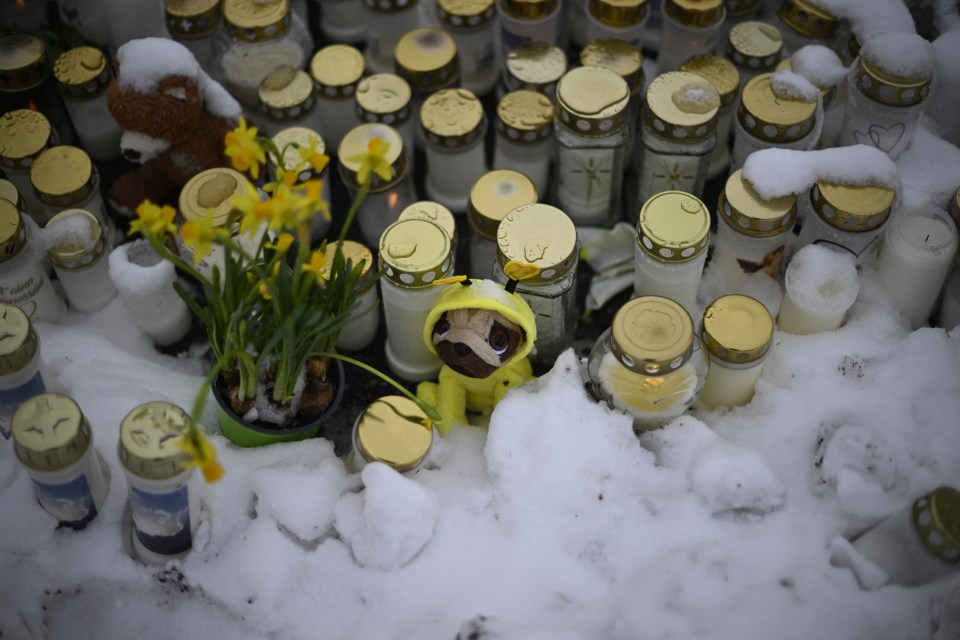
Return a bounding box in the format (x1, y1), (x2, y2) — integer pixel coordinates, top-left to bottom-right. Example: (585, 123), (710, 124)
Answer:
(791, 45), (848, 88)
(860, 32), (936, 81)
(784, 244), (859, 312)
(927, 30), (960, 146)
(770, 69), (820, 102)
(812, 0), (915, 40)
(107, 239), (178, 295)
(895, 123), (960, 209)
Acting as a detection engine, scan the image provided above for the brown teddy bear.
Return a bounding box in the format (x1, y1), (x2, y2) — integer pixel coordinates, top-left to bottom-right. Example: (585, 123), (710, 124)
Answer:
(106, 38), (241, 215)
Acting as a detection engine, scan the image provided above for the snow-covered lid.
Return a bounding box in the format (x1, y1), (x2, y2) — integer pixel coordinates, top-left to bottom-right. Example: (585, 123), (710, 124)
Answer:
(0, 110), (53, 170)
(557, 67), (630, 136)
(680, 55), (739, 105)
(496, 203), (578, 284)
(663, 0), (724, 28)
(911, 487), (960, 564)
(811, 180), (895, 233)
(420, 88), (486, 148)
(700, 294), (773, 365)
(13, 394), (91, 473)
(338, 123), (406, 190)
(0, 302), (37, 375)
(637, 191), (711, 264)
(394, 29), (459, 93)
(53, 47), (110, 97)
(610, 296), (695, 375)
(727, 21), (783, 74)
(355, 74), (412, 124)
(719, 169), (797, 237)
(119, 401), (193, 480)
(223, 0), (290, 42)
(642, 71), (720, 142)
(500, 0), (558, 20)
(504, 42), (567, 92)
(0, 34), (48, 93)
(354, 396), (433, 474)
(738, 72), (817, 143)
(46, 209), (105, 271)
(776, 0), (838, 40)
(164, 0), (222, 38)
(30, 146), (96, 207)
(468, 170), (537, 239)
(588, 0), (649, 28)
(378, 218), (452, 288)
(856, 33), (935, 107)
(437, 0), (496, 28)
(258, 66), (316, 120)
(580, 39), (644, 96)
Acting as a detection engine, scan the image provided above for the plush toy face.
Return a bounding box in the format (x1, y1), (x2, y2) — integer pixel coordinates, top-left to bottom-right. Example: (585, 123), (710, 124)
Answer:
(431, 308), (526, 379)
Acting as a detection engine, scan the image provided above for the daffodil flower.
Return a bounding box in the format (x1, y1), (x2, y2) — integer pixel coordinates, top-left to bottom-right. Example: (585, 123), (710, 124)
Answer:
(225, 117), (266, 180)
(345, 137), (393, 187)
(266, 232), (294, 253)
(130, 200), (177, 238)
(251, 261), (282, 300)
(180, 213), (231, 265)
(176, 427), (224, 483)
(302, 249), (328, 284)
(297, 139), (330, 174)
(232, 182), (275, 238)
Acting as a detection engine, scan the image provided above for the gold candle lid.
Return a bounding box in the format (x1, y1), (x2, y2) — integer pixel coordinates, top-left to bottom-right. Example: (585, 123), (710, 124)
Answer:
(321, 240), (374, 279)
(45, 209), (106, 271)
(0, 109), (54, 171)
(776, 0), (837, 40)
(0, 303), (38, 375)
(719, 169), (797, 237)
(637, 190), (711, 263)
(810, 180), (895, 233)
(379, 218), (452, 288)
(355, 74), (413, 126)
(223, 0), (290, 42)
(438, 0), (497, 28)
(30, 146), (96, 207)
(394, 28), (459, 93)
(496, 90), (554, 144)
(338, 123), (406, 191)
(737, 72), (817, 143)
(258, 67), (317, 120)
(13, 394), (91, 473)
(496, 203), (578, 283)
(468, 170), (538, 239)
(505, 42), (567, 93)
(580, 39), (644, 96)
(701, 294), (773, 364)
(362, 0), (419, 14)
(775, 56), (832, 100)
(0, 200), (25, 263)
(356, 396), (433, 473)
(588, 0), (649, 27)
(0, 179), (20, 209)
(724, 0), (760, 17)
(398, 201), (457, 244)
(164, 0), (222, 38)
(0, 34), (48, 93)
(680, 55), (739, 106)
(641, 71), (720, 143)
(53, 47), (111, 98)
(727, 21), (783, 75)
(663, 0), (724, 28)
(119, 401), (193, 480)
(272, 126), (328, 182)
(420, 88), (486, 149)
(856, 34), (934, 107)
(611, 296), (695, 375)
(499, 0), (559, 20)
(310, 45), (366, 99)
(180, 167), (250, 227)
(912, 486), (960, 565)
(556, 66), (630, 136)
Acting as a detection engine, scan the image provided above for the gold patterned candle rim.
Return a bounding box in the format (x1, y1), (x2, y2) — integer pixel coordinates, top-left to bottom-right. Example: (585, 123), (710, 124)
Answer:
(437, 0), (497, 28)
(701, 294), (773, 364)
(119, 401), (193, 479)
(0, 302), (38, 375)
(680, 54), (739, 106)
(394, 28), (460, 92)
(663, 0), (724, 28)
(556, 66), (630, 136)
(776, 0), (838, 40)
(496, 90), (554, 144)
(164, 0), (222, 38)
(727, 21), (783, 74)
(468, 170), (538, 239)
(12, 393), (90, 473)
(505, 42), (567, 90)
(496, 203), (578, 284)
(588, 0), (649, 28)
(30, 146), (96, 207)
(811, 180), (895, 233)
(912, 486), (960, 564)
(311, 44), (366, 98)
(362, 0), (419, 14)
(580, 39), (644, 96)
(637, 190), (711, 263)
(611, 296), (695, 375)
(379, 218), (452, 288)
(180, 167), (250, 227)
(0, 109), (53, 170)
(737, 72), (817, 143)
(321, 240), (374, 279)
(420, 88), (485, 148)
(223, 0), (290, 42)
(642, 70), (720, 143)
(856, 37), (933, 107)
(355, 74), (412, 125)
(0, 34), (48, 93)
(258, 66), (316, 119)
(356, 396), (433, 473)
(500, 0), (559, 20)
(53, 47), (111, 98)
(775, 57), (832, 100)
(719, 169), (797, 237)
(272, 127), (327, 179)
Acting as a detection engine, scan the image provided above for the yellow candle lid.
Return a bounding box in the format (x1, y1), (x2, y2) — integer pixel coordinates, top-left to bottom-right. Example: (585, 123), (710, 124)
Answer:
(719, 169), (797, 237)
(701, 294), (773, 364)
(0, 303), (38, 375)
(496, 203), (578, 283)
(856, 34), (934, 107)
(499, 0), (559, 20)
(258, 66), (316, 120)
(29, 146), (96, 207)
(398, 201), (457, 244)
(13, 394), (91, 473)
(610, 296), (695, 375)
(272, 126), (327, 180)
(811, 180), (895, 233)
(223, 0), (290, 42)
(53, 47), (111, 97)
(394, 28), (459, 93)
(468, 170), (538, 239)
(737, 72), (817, 144)
(179, 167), (251, 227)
(45, 209), (106, 271)
(642, 71), (720, 143)
(0, 34), (48, 93)
(663, 0), (724, 28)
(119, 401), (193, 480)
(727, 21), (783, 74)
(496, 90), (554, 144)
(505, 42), (567, 91)
(165, 0), (222, 38)
(356, 396), (433, 473)
(310, 45), (366, 98)
(912, 486), (960, 564)
(556, 66), (630, 136)
(420, 88), (485, 149)
(0, 109), (53, 170)
(580, 39), (644, 96)
(588, 0), (649, 28)
(637, 191), (711, 263)
(680, 54), (739, 106)
(437, 0), (497, 27)
(379, 218), (452, 288)
(321, 240), (374, 279)
(0, 199), (24, 263)
(355, 73), (413, 124)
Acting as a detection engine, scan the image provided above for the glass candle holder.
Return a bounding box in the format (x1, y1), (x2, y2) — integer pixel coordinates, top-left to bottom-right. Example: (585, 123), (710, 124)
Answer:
(777, 243), (858, 335)
(501, 41), (567, 99)
(796, 179), (896, 261)
(164, 0), (223, 82)
(584, 0), (650, 48)
(118, 401), (201, 565)
(719, 0), (760, 45)
(399, 201), (459, 263)
(634, 70), (719, 222)
(726, 20), (783, 90)
(877, 206), (958, 330)
(468, 170), (537, 279)
(695, 294), (773, 410)
(838, 33), (935, 160)
(0, 303), (46, 439)
(45, 209), (117, 313)
(580, 39), (644, 169)
(318, 0), (366, 44)
(349, 395), (433, 476)
(633, 190), (711, 319)
(494, 203), (579, 367)
(361, 0), (422, 73)
(29, 145), (115, 241)
(12, 393), (109, 529)
(493, 90), (554, 199)
(0, 35), (75, 147)
(554, 66), (630, 228)
(421, 88), (489, 213)
(774, 0), (839, 55)
(712, 169), (797, 294)
(257, 66), (325, 139)
(0, 109), (57, 226)
(497, 0), (562, 55)
(310, 44), (367, 152)
(679, 55), (739, 181)
(0, 199), (64, 324)
(657, 0), (725, 74)
(379, 218), (454, 382)
(323, 240), (381, 351)
(437, 0), (499, 96)
(52, 47), (123, 162)
(588, 296), (708, 431)
(355, 74), (416, 158)
(271, 126), (332, 242)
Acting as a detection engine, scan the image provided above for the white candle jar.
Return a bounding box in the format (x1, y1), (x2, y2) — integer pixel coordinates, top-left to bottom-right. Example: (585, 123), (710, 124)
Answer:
(118, 401), (201, 565)
(52, 47), (123, 162)
(695, 294), (773, 410)
(45, 209), (117, 313)
(588, 296), (708, 431)
(497, 0), (562, 54)
(57, 0), (112, 50)
(731, 72), (819, 172)
(361, 0), (422, 74)
(310, 45), (367, 152)
(718, 0), (760, 47)
(339, 123), (417, 249)
(838, 33), (935, 160)
(355, 74), (417, 161)
(580, 39), (644, 170)
(319, 0), (366, 44)
(216, 0), (313, 108)
(774, 0), (839, 55)
(501, 42), (567, 100)
(493, 90), (554, 199)
(938, 255), (960, 332)
(437, 0), (499, 96)
(101, 0), (169, 49)
(396, 28), (461, 151)
(726, 20), (783, 90)
(679, 56), (739, 182)
(323, 241), (381, 351)
(29, 145), (114, 241)
(850, 486), (960, 587)
(633, 190), (711, 319)
(554, 66), (630, 228)
(777, 242), (858, 335)
(257, 66), (325, 139)
(877, 206), (958, 331)
(634, 71), (719, 223)
(712, 169), (797, 294)
(164, 0), (223, 83)
(0, 200), (64, 324)
(421, 89), (489, 213)
(108, 240), (193, 347)
(775, 56), (841, 149)
(399, 201), (459, 263)
(494, 203), (579, 367)
(0, 303), (46, 440)
(656, 0), (725, 74)
(584, 0), (649, 48)
(468, 170), (537, 279)
(0, 110), (57, 226)
(271, 127), (332, 242)
(379, 218), (454, 382)
(12, 393), (109, 529)
(349, 395), (433, 476)
(796, 180), (895, 261)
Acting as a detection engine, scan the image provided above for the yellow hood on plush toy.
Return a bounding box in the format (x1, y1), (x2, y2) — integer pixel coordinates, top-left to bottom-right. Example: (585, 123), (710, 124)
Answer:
(422, 279), (537, 368)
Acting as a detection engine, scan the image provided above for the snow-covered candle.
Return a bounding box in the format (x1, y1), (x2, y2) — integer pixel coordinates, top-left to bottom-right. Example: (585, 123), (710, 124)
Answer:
(797, 179), (895, 261)
(777, 243), (858, 335)
(468, 170), (537, 279)
(437, 0), (498, 96)
(656, 0), (725, 73)
(0, 303), (46, 440)
(421, 89), (489, 213)
(0, 200), (64, 324)
(774, 0), (838, 55)
(45, 209), (116, 313)
(52, 47), (123, 162)
(310, 45), (366, 151)
(350, 396), (434, 476)
(493, 90), (555, 199)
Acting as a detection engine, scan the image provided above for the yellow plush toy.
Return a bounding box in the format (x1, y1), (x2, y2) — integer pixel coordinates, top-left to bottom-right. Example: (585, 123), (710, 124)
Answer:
(416, 267), (538, 433)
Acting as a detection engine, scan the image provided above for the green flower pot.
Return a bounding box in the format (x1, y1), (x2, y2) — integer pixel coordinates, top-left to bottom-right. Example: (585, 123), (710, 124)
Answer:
(212, 359), (345, 447)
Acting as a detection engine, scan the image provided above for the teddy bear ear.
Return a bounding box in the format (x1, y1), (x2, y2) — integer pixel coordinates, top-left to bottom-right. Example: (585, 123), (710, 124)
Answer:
(157, 76), (192, 101)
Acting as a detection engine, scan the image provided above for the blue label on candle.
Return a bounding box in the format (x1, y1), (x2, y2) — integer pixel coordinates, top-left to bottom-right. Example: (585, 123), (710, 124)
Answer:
(32, 473), (98, 529)
(0, 370), (45, 438)
(130, 484), (192, 556)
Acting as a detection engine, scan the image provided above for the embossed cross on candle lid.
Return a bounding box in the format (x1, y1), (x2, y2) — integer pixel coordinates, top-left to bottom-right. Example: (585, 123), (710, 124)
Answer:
(611, 296), (695, 375)
(164, 0), (222, 39)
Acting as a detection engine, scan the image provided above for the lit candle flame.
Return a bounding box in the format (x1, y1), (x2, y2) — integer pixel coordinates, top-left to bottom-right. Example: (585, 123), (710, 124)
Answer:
(388, 192), (398, 208)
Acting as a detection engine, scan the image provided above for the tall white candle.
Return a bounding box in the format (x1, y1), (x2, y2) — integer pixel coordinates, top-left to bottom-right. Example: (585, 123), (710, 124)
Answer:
(777, 243), (859, 335)
(877, 207), (958, 330)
